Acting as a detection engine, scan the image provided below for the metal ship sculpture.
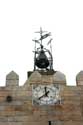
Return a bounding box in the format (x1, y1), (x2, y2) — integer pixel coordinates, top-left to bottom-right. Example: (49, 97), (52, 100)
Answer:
(33, 27), (53, 71)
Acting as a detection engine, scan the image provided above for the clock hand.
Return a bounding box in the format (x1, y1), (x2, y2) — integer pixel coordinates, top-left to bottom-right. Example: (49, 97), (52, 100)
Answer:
(44, 87), (50, 97)
(45, 91), (49, 96)
(38, 91), (49, 100)
(45, 86), (47, 93)
(38, 94), (45, 100)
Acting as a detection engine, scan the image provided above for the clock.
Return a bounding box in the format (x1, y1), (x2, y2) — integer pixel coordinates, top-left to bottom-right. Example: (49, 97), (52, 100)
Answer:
(32, 84), (60, 105)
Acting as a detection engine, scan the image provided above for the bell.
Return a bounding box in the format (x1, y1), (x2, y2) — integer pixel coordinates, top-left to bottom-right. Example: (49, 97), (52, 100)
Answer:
(35, 50), (49, 68)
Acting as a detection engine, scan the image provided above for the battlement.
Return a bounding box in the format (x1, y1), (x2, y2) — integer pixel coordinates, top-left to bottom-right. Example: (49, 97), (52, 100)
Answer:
(0, 70), (83, 87)
(0, 70), (82, 125)
(6, 71), (19, 87)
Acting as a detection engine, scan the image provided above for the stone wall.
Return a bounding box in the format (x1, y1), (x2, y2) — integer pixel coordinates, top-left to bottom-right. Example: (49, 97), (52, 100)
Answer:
(0, 70), (82, 125)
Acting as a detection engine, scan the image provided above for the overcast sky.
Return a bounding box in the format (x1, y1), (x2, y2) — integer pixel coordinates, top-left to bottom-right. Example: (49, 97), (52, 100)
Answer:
(0, 0), (83, 86)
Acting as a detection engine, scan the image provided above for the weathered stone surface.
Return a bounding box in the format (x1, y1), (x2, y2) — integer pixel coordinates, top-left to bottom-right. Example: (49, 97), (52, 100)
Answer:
(0, 70), (82, 124)
(76, 71), (83, 86)
(53, 71), (66, 85)
(6, 71), (19, 87)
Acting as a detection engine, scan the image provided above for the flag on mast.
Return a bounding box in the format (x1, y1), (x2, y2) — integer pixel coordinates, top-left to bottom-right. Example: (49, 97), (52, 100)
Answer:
(47, 38), (53, 45)
(32, 39), (40, 44)
(40, 32), (51, 40)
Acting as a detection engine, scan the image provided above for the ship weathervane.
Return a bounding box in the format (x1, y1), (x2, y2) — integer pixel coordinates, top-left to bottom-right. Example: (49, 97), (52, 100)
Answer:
(33, 27), (53, 71)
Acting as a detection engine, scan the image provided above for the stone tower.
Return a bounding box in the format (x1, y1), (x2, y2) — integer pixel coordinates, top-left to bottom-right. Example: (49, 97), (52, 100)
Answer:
(0, 29), (83, 125)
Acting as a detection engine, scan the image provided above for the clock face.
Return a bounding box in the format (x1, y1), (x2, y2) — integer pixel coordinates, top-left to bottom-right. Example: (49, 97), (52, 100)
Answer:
(32, 84), (60, 105)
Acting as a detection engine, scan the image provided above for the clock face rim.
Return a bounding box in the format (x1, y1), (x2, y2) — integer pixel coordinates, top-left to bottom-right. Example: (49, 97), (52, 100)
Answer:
(32, 84), (60, 105)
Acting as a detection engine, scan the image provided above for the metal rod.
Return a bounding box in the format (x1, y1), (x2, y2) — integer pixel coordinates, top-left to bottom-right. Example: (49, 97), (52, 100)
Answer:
(40, 27), (43, 47)
(34, 41), (36, 70)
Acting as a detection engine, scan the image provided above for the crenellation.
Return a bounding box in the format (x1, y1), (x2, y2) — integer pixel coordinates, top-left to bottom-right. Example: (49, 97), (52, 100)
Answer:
(6, 71), (19, 87)
(0, 70), (82, 124)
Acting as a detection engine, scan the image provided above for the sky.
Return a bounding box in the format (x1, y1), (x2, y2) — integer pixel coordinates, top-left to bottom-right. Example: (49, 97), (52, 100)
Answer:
(0, 0), (83, 86)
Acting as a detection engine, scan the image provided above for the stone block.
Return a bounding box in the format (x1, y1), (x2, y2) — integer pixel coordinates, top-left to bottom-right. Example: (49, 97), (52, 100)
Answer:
(6, 71), (19, 87)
